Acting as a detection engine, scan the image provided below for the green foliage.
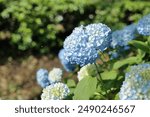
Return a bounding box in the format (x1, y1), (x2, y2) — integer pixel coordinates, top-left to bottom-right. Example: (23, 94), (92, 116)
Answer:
(0, 0), (150, 53)
(70, 35), (150, 100)
(148, 37), (150, 47)
(73, 76), (97, 100)
(101, 70), (118, 80)
(92, 0), (150, 29)
(67, 79), (76, 88)
(129, 40), (150, 54)
(112, 56), (142, 69)
(0, 0), (95, 52)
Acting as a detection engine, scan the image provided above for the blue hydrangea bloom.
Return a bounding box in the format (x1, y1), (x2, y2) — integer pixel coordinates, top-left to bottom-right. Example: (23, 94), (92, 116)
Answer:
(85, 23), (111, 50)
(36, 69), (50, 88)
(58, 49), (76, 72)
(63, 23), (111, 66)
(111, 24), (137, 48)
(137, 14), (150, 36)
(119, 63), (150, 100)
(41, 83), (70, 100)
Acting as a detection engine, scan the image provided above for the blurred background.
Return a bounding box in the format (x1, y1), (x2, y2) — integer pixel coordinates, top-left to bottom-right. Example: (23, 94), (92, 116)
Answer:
(0, 0), (150, 99)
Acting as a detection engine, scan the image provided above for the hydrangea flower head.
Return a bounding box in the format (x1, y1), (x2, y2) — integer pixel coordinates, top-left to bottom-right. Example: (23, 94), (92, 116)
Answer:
(36, 68), (50, 88)
(111, 24), (137, 48)
(41, 83), (70, 100)
(85, 23), (111, 50)
(119, 63), (150, 100)
(137, 14), (150, 36)
(48, 68), (63, 83)
(58, 49), (76, 72)
(77, 63), (97, 81)
(63, 23), (111, 66)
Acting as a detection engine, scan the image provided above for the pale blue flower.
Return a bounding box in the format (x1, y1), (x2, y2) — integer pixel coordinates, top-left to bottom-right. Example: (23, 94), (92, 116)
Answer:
(58, 49), (76, 72)
(85, 23), (111, 51)
(119, 63), (150, 100)
(63, 23), (111, 66)
(36, 69), (50, 88)
(137, 14), (150, 36)
(111, 24), (137, 48)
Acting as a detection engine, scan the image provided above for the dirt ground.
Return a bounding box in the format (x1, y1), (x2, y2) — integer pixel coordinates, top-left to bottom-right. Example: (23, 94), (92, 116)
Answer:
(0, 55), (66, 100)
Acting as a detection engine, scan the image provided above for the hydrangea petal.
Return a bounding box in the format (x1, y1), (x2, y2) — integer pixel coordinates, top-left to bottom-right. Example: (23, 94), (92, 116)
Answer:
(36, 69), (50, 88)
(137, 14), (150, 36)
(41, 83), (70, 100)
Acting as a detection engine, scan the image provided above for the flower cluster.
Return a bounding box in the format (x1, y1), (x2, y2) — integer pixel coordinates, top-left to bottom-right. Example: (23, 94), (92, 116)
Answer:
(110, 13), (150, 50)
(36, 69), (50, 88)
(36, 68), (63, 87)
(35, 14), (150, 100)
(58, 49), (76, 72)
(63, 23), (111, 66)
(48, 68), (63, 83)
(111, 24), (137, 48)
(41, 82), (70, 100)
(119, 63), (150, 100)
(36, 68), (70, 100)
(137, 14), (150, 36)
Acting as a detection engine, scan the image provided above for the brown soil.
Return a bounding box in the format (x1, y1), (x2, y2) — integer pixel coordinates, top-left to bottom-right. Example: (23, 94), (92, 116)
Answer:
(0, 55), (66, 100)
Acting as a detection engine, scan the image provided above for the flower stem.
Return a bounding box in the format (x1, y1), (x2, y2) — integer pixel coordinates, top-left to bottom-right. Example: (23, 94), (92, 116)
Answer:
(94, 63), (103, 85)
(94, 63), (109, 99)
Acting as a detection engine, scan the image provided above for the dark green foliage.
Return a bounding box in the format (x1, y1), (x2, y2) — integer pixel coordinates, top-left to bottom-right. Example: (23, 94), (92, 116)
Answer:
(0, 0), (150, 54)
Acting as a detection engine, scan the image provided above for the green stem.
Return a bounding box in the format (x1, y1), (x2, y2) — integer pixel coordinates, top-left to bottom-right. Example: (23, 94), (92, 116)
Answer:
(94, 63), (109, 99)
(94, 63), (103, 85)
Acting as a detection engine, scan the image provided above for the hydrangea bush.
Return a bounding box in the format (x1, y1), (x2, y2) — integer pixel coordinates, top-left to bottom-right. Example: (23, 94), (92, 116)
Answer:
(36, 14), (150, 100)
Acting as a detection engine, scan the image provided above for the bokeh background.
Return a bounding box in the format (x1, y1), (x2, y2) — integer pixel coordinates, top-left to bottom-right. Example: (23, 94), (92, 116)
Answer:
(0, 0), (150, 99)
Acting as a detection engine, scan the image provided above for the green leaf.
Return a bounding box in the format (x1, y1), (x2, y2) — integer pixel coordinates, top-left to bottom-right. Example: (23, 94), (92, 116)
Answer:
(148, 36), (150, 47)
(129, 40), (150, 53)
(137, 49), (146, 59)
(113, 56), (142, 69)
(114, 93), (119, 100)
(73, 76), (97, 100)
(101, 70), (118, 80)
(67, 79), (76, 88)
(67, 79), (76, 94)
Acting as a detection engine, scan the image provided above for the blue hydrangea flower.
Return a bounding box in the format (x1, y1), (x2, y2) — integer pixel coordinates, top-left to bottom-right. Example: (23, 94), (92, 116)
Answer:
(111, 24), (137, 48)
(48, 68), (63, 83)
(85, 23), (111, 51)
(58, 49), (76, 72)
(137, 14), (150, 36)
(36, 69), (50, 88)
(41, 83), (70, 100)
(119, 63), (150, 100)
(63, 23), (111, 66)
(64, 45), (98, 66)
